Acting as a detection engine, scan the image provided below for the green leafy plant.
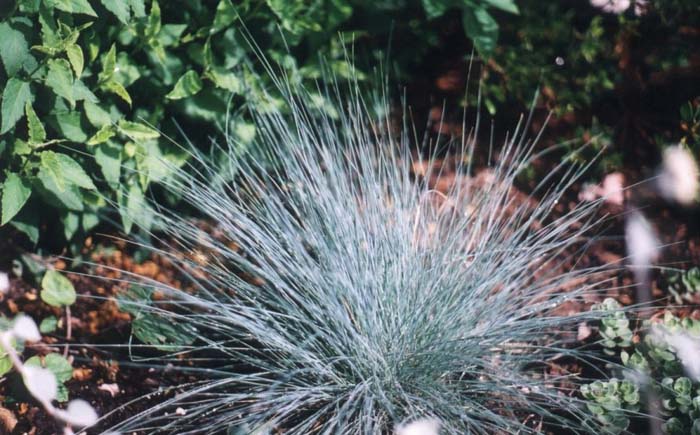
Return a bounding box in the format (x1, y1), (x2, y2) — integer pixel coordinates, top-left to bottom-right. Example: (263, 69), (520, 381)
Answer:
(118, 285), (197, 351)
(584, 299), (700, 434)
(41, 269), (76, 307)
(594, 297), (634, 353)
(581, 378), (640, 433)
(667, 267), (700, 304)
(39, 269), (77, 359)
(0, 314), (97, 431)
(25, 352), (73, 402)
(422, 0), (519, 57)
(0, 0), (518, 253)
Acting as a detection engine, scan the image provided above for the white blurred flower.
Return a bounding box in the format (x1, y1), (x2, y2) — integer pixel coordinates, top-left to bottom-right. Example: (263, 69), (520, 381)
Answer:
(590, 0), (647, 15)
(12, 315), (41, 342)
(0, 272), (9, 294)
(579, 172), (625, 205)
(578, 322), (593, 341)
(657, 145), (699, 205)
(62, 399), (98, 427)
(601, 172), (625, 205)
(396, 418), (441, 435)
(651, 326), (700, 381)
(625, 211), (659, 268)
(98, 383), (120, 397)
(24, 366), (58, 403)
(579, 183), (599, 202)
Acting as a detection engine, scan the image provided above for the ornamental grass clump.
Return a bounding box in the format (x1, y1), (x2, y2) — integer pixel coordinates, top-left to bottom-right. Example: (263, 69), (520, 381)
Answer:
(102, 74), (627, 434)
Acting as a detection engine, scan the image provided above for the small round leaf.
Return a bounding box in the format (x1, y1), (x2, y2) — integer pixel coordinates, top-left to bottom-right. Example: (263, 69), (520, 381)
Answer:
(41, 270), (76, 307)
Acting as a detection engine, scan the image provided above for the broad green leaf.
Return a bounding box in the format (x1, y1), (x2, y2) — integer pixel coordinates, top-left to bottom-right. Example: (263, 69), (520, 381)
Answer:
(65, 43), (84, 78)
(95, 141), (121, 186)
(118, 120), (160, 140)
(46, 0), (97, 16)
(139, 141), (187, 183)
(149, 38), (167, 63)
(85, 31), (100, 62)
(104, 80), (132, 106)
(0, 22), (30, 77)
(131, 311), (197, 351)
(39, 316), (59, 333)
(175, 87), (227, 123)
(265, 0), (320, 33)
(113, 53), (141, 87)
(118, 185), (133, 233)
(165, 70), (202, 100)
(0, 354), (12, 376)
(205, 68), (241, 93)
(87, 124), (116, 145)
(100, 0), (130, 23)
(421, 0), (448, 19)
(118, 287), (196, 351)
(19, 0), (42, 13)
(46, 59), (75, 107)
(72, 79), (98, 103)
(40, 151), (96, 191)
(26, 353), (72, 401)
(10, 204), (40, 243)
(61, 211), (80, 240)
(116, 285), (153, 316)
(213, 0), (237, 32)
(31, 353), (73, 383)
(52, 111), (88, 142)
(38, 5), (60, 47)
(484, 0), (519, 14)
(159, 24), (188, 47)
(118, 182), (148, 233)
(99, 44), (117, 84)
(40, 270), (77, 307)
(57, 21), (86, 46)
(83, 100), (113, 127)
(82, 212), (99, 232)
(37, 174), (84, 211)
(462, 7), (498, 58)
(202, 37), (214, 67)
(31, 44), (61, 57)
(25, 102), (47, 144)
(0, 334), (18, 376)
(1, 173), (32, 225)
(128, 0), (146, 17)
(146, 0), (161, 39)
(1, 78), (32, 134)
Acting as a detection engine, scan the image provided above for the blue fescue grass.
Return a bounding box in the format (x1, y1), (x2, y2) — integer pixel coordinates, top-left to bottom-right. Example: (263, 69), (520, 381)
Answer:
(95, 71), (633, 434)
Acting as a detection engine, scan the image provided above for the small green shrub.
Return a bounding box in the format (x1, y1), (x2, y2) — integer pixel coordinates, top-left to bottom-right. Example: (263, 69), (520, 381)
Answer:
(585, 299), (700, 434)
(667, 267), (700, 304)
(581, 378), (640, 433)
(595, 297), (634, 353)
(475, 0), (699, 175)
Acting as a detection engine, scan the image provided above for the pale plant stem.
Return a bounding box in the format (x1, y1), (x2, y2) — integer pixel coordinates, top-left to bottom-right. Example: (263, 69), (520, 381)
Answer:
(63, 305), (72, 358)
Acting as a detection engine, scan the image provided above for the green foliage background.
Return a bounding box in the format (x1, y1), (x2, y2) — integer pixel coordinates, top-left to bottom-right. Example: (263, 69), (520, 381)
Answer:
(0, 0), (518, 252)
(0, 0), (698, 253)
(586, 296), (700, 434)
